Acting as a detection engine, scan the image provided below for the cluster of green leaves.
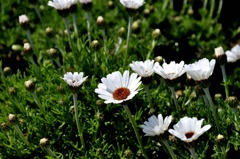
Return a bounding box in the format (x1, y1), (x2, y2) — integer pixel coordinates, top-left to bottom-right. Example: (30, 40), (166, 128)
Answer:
(0, 0), (240, 158)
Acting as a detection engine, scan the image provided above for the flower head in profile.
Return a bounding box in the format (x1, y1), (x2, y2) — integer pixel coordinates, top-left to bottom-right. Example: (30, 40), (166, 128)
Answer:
(168, 116), (211, 143)
(226, 44), (240, 63)
(184, 58), (216, 81)
(48, 0), (77, 10)
(79, 0), (92, 4)
(154, 61), (185, 80)
(62, 72), (88, 91)
(141, 114), (172, 136)
(95, 70), (141, 104)
(129, 60), (154, 78)
(120, 0), (144, 9)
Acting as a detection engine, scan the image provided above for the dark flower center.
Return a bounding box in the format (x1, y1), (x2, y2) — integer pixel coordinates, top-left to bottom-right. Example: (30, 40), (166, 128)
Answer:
(113, 87), (130, 100)
(185, 131), (195, 138)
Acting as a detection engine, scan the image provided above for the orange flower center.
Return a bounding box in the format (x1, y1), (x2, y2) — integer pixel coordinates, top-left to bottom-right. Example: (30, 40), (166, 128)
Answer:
(185, 131), (195, 138)
(113, 87), (130, 100)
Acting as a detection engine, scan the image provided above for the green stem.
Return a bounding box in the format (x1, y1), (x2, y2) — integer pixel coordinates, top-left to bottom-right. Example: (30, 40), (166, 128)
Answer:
(202, 95), (212, 122)
(146, 39), (156, 60)
(209, 0), (215, 19)
(34, 5), (43, 24)
(63, 17), (73, 49)
(203, 87), (220, 132)
(114, 37), (123, 54)
(123, 105), (149, 159)
(144, 84), (152, 107)
(44, 147), (59, 158)
(161, 139), (177, 159)
(188, 147), (197, 159)
(73, 94), (85, 150)
(124, 16), (133, 67)
(13, 124), (30, 146)
(72, 13), (78, 35)
(169, 87), (181, 118)
(86, 11), (91, 47)
(32, 92), (45, 114)
(215, 0), (223, 20)
(26, 30), (37, 56)
(180, 0), (188, 15)
(220, 64), (229, 98)
(101, 29), (107, 52)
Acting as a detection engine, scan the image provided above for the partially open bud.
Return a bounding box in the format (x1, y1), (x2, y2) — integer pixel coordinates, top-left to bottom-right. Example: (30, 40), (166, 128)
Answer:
(216, 134), (224, 141)
(79, 0), (92, 11)
(124, 149), (133, 158)
(214, 46), (226, 65)
(154, 56), (164, 64)
(39, 138), (49, 148)
(96, 16), (105, 29)
(95, 112), (104, 121)
(25, 79), (35, 92)
(69, 105), (75, 113)
(1, 122), (9, 131)
(23, 42), (32, 54)
(152, 29), (161, 39)
(108, 1), (114, 9)
(8, 114), (17, 124)
(3, 67), (12, 75)
(19, 14), (29, 29)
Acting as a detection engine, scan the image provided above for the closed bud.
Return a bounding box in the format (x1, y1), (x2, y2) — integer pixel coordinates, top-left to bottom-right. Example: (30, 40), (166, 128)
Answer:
(69, 105), (75, 113)
(187, 8), (194, 15)
(143, 8), (150, 17)
(19, 14), (29, 29)
(8, 114), (17, 124)
(154, 56), (164, 64)
(118, 27), (126, 37)
(214, 46), (226, 64)
(108, 1), (114, 8)
(12, 44), (22, 51)
(47, 48), (57, 57)
(8, 87), (16, 95)
(1, 122), (9, 131)
(152, 29), (161, 39)
(124, 149), (133, 158)
(96, 100), (104, 106)
(216, 134), (224, 141)
(23, 42), (32, 53)
(132, 20), (140, 31)
(3, 67), (12, 75)
(25, 79), (35, 91)
(214, 93), (222, 100)
(39, 138), (49, 147)
(45, 27), (53, 37)
(226, 96), (238, 108)
(95, 112), (104, 121)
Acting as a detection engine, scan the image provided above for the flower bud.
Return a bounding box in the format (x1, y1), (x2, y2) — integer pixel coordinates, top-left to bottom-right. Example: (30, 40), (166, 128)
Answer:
(96, 99), (104, 106)
(47, 48), (57, 57)
(216, 134), (224, 141)
(118, 27), (126, 37)
(69, 105), (75, 113)
(1, 122), (9, 131)
(12, 44), (22, 51)
(214, 93), (222, 100)
(8, 87), (16, 95)
(8, 114), (17, 124)
(39, 138), (49, 147)
(57, 85), (64, 93)
(91, 40), (100, 50)
(23, 42), (32, 54)
(143, 8), (150, 17)
(154, 56), (164, 64)
(96, 16), (105, 28)
(3, 67), (12, 75)
(132, 20), (141, 32)
(226, 96), (238, 108)
(152, 29), (161, 39)
(25, 79), (35, 92)
(214, 46), (227, 64)
(46, 27), (53, 37)
(95, 112), (104, 121)
(59, 99), (65, 105)
(124, 149), (133, 158)
(19, 14), (29, 29)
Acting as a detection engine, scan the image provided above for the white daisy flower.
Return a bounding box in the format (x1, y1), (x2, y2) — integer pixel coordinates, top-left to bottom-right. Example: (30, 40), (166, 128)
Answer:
(120, 0), (145, 9)
(141, 114), (172, 136)
(19, 14), (29, 24)
(129, 60), (155, 77)
(226, 44), (240, 63)
(62, 72), (88, 87)
(168, 116), (211, 143)
(79, 0), (92, 4)
(48, 0), (77, 10)
(184, 58), (216, 81)
(154, 61), (185, 80)
(95, 70), (142, 104)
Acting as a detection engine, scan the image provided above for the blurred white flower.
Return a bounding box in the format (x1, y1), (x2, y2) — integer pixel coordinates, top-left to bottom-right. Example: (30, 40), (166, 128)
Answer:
(168, 116), (211, 143)
(154, 61), (185, 80)
(19, 14), (29, 24)
(214, 46), (224, 57)
(129, 60), (155, 77)
(141, 114), (172, 136)
(226, 44), (240, 63)
(62, 72), (88, 87)
(120, 0), (144, 9)
(184, 58), (216, 81)
(48, 0), (77, 10)
(79, 0), (92, 4)
(95, 70), (141, 104)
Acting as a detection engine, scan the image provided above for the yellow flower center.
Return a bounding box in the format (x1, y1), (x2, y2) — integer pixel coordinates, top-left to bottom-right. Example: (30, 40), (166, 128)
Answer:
(113, 87), (130, 100)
